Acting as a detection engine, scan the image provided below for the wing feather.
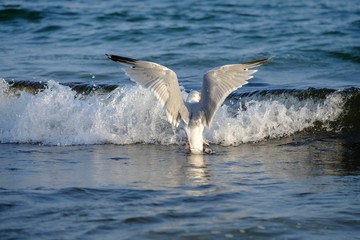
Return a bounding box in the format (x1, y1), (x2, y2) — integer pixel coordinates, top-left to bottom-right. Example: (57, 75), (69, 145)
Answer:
(201, 58), (271, 127)
(106, 54), (189, 126)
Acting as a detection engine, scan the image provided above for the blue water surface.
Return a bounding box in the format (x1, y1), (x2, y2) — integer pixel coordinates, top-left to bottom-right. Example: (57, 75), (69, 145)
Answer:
(1, 0), (359, 90)
(1, 0), (360, 239)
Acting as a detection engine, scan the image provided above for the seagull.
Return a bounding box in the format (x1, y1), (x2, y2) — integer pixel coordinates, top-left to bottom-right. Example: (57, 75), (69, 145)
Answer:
(106, 54), (271, 154)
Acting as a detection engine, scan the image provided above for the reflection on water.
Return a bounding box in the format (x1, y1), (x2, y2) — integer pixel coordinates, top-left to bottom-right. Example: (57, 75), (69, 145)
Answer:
(215, 133), (360, 179)
(0, 133), (359, 239)
(184, 154), (214, 197)
(1, 133), (359, 191)
(1, 133), (358, 191)
(185, 154), (208, 183)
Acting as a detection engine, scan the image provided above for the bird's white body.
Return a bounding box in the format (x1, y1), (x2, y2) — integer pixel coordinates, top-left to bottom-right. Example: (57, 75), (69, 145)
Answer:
(106, 54), (270, 154)
(185, 123), (204, 153)
(184, 91), (204, 153)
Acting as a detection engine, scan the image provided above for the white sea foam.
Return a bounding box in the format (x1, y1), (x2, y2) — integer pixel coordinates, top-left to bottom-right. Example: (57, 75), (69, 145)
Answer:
(0, 79), (345, 146)
(205, 92), (344, 146)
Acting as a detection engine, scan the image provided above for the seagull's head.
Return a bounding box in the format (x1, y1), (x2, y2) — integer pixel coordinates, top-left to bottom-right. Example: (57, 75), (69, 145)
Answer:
(186, 90), (201, 103)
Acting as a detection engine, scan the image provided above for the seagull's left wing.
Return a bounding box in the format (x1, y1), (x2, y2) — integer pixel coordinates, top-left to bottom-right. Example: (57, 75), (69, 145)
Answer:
(201, 58), (271, 127)
(106, 54), (189, 126)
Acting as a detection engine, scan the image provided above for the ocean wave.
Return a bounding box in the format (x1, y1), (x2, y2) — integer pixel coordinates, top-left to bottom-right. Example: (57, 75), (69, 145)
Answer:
(1, 79), (359, 146)
(0, 7), (44, 22)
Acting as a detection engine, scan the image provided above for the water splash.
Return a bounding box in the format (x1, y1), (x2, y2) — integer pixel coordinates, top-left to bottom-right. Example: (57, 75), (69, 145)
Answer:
(0, 79), (355, 146)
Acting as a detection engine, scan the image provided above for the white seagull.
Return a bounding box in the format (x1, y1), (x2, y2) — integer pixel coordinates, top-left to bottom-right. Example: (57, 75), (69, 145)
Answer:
(106, 54), (271, 154)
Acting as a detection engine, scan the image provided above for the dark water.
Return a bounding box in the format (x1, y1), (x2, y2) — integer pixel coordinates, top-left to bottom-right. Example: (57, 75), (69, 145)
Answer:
(1, 0), (360, 239)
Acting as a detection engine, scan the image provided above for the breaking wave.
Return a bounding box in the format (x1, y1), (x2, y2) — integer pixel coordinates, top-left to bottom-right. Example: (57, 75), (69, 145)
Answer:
(1, 79), (359, 146)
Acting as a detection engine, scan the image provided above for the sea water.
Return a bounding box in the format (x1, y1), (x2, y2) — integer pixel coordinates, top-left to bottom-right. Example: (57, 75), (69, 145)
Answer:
(1, 0), (360, 239)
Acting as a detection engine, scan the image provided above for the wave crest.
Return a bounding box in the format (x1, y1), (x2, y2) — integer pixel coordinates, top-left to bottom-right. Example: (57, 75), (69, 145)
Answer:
(0, 79), (358, 146)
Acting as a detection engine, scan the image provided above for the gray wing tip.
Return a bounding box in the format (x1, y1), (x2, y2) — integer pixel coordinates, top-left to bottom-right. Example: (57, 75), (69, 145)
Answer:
(105, 54), (138, 64)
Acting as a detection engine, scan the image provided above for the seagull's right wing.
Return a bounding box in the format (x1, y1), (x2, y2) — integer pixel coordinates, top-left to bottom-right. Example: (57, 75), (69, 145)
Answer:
(201, 58), (271, 127)
(106, 54), (189, 126)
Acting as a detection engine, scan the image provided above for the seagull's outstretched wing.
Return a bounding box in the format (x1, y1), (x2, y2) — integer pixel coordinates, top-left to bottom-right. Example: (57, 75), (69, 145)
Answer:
(201, 58), (271, 127)
(106, 54), (189, 126)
